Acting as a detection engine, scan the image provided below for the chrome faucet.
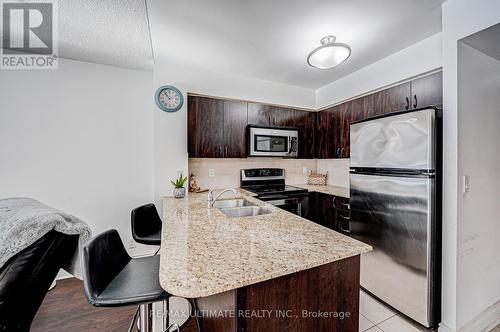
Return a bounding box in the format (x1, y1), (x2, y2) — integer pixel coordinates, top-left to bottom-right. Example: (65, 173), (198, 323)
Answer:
(207, 188), (237, 208)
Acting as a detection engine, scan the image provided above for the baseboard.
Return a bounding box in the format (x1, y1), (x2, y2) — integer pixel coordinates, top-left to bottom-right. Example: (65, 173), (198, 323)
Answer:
(439, 323), (456, 332)
(439, 300), (500, 332)
(459, 300), (500, 332)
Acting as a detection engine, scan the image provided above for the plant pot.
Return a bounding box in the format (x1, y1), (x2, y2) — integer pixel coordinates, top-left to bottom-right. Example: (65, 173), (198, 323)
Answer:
(173, 187), (186, 198)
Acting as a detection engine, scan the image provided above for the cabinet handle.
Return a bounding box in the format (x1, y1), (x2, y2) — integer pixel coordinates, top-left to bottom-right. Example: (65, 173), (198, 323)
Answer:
(339, 202), (350, 210)
(341, 147), (345, 157)
(336, 147), (341, 157)
(332, 197), (336, 208)
(225, 146), (228, 156)
(413, 95), (418, 109)
(268, 116), (271, 124)
(405, 97), (410, 110)
(219, 146), (223, 157)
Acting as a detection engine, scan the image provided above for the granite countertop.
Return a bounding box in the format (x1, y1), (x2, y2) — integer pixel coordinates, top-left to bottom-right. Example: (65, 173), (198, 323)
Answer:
(159, 190), (371, 298)
(294, 184), (350, 198)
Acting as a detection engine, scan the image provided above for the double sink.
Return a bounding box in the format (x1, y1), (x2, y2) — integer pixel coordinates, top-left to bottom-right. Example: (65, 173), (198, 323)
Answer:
(213, 198), (270, 218)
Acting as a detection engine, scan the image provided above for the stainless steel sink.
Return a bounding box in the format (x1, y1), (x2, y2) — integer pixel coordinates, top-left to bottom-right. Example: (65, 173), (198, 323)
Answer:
(219, 206), (270, 218)
(212, 198), (256, 209)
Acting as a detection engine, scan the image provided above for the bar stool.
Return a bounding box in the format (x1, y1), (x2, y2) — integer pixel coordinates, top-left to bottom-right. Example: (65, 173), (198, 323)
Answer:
(82, 229), (179, 332)
(131, 203), (162, 246)
(131, 204), (201, 331)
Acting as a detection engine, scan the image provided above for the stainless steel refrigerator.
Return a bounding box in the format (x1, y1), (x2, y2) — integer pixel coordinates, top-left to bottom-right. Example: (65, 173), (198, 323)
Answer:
(350, 107), (441, 328)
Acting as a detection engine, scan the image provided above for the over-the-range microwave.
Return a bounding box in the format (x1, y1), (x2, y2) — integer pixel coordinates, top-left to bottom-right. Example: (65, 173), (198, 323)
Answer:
(248, 126), (298, 157)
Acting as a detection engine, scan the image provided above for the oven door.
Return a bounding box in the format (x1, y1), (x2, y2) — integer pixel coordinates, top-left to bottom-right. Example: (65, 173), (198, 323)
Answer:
(248, 127), (298, 157)
(261, 194), (308, 217)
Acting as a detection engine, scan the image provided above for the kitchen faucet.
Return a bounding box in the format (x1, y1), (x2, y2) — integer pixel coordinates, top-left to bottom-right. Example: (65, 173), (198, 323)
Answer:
(207, 188), (237, 208)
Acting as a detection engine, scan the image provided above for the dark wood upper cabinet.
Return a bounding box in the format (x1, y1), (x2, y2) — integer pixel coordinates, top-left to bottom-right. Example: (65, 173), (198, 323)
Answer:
(188, 96), (224, 158)
(189, 71), (442, 160)
(316, 71), (442, 159)
(247, 103), (295, 127)
(284, 110), (315, 159)
(410, 71), (443, 109)
(223, 100), (248, 158)
(372, 81), (411, 116)
(247, 102), (272, 126)
(316, 106), (337, 159)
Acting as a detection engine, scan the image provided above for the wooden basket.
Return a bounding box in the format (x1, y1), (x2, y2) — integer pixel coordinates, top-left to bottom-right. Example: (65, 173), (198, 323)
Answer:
(308, 172), (327, 185)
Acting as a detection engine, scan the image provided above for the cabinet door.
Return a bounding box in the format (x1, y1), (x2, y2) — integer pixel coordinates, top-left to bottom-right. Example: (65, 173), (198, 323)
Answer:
(338, 102), (352, 158)
(188, 96), (224, 158)
(247, 102), (272, 126)
(319, 193), (336, 229)
(248, 103), (293, 126)
(223, 100), (248, 158)
(333, 196), (350, 236)
(372, 82), (411, 116)
(316, 106), (337, 158)
(291, 110), (315, 159)
(270, 106), (295, 127)
(351, 94), (376, 123)
(410, 71), (443, 109)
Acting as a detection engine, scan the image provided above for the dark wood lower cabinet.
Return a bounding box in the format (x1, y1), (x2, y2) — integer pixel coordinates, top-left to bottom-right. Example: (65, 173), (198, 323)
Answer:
(308, 192), (350, 234)
(195, 256), (360, 332)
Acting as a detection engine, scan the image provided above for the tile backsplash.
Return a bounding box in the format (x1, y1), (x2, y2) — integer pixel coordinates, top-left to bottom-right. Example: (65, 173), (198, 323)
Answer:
(188, 158), (350, 190)
(317, 159), (350, 188)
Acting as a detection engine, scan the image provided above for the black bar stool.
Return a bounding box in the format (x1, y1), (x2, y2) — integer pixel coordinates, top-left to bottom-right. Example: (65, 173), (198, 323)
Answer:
(131, 203), (162, 246)
(131, 204), (200, 331)
(82, 229), (179, 332)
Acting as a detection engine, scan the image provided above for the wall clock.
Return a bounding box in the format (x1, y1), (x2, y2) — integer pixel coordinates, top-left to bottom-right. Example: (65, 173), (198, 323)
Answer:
(155, 85), (183, 112)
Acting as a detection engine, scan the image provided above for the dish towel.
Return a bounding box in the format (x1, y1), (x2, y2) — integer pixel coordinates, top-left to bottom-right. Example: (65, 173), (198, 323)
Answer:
(0, 197), (92, 279)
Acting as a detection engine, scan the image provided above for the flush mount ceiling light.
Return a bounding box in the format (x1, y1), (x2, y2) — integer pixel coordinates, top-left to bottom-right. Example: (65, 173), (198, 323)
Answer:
(307, 35), (351, 69)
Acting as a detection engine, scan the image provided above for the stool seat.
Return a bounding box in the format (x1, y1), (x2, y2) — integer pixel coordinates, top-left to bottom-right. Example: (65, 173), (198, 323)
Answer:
(91, 255), (167, 307)
(133, 228), (161, 246)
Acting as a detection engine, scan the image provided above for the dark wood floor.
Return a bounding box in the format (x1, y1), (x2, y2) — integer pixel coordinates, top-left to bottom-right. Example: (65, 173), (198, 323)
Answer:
(32, 278), (197, 332)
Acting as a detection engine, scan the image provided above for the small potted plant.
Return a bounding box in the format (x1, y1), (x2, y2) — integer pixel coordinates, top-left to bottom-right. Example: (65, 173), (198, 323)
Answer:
(171, 173), (188, 198)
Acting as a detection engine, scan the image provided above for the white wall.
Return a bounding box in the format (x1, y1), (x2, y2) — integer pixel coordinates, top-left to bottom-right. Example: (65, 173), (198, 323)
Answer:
(151, 60), (316, 205)
(0, 58), (156, 258)
(316, 32), (442, 108)
(456, 43), (500, 329)
(441, 1), (500, 331)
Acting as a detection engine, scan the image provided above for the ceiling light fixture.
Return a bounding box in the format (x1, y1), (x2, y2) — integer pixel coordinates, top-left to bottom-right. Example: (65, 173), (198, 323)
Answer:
(307, 35), (351, 69)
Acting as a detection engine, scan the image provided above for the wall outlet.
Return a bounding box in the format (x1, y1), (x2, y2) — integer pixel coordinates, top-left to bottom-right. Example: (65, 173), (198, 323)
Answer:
(463, 175), (470, 193)
(303, 167), (308, 175)
(209, 169), (215, 177)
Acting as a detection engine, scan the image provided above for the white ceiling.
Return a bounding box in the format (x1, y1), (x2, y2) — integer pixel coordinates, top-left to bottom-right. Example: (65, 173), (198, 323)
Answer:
(58, 0), (153, 70)
(148, 0), (443, 89)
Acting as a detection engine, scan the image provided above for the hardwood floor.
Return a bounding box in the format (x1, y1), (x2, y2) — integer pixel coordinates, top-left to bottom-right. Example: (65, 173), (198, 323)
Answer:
(31, 278), (197, 332)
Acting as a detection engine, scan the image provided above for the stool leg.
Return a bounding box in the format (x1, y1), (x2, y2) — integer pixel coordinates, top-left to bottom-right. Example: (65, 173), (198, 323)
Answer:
(189, 298), (202, 332)
(139, 303), (153, 332)
(162, 299), (169, 331)
(128, 306), (140, 332)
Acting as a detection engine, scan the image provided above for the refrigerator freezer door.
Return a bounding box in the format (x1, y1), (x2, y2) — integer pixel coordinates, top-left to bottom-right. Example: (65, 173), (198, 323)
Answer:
(350, 173), (436, 327)
(350, 108), (436, 170)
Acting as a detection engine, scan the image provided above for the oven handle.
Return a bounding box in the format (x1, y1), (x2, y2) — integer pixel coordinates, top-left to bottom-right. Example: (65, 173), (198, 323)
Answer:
(260, 194), (289, 200)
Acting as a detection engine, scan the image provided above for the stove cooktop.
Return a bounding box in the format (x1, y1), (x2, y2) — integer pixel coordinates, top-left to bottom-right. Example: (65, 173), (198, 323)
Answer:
(243, 184), (307, 196)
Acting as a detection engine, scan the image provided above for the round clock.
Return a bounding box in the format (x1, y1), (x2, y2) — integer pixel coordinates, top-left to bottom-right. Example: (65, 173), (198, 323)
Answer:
(155, 85), (183, 112)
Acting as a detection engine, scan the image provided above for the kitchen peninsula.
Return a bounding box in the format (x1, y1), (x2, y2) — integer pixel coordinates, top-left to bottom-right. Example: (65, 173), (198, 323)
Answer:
(160, 190), (371, 331)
